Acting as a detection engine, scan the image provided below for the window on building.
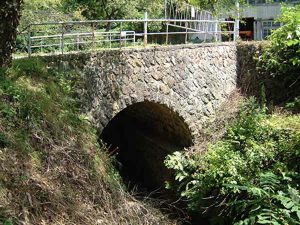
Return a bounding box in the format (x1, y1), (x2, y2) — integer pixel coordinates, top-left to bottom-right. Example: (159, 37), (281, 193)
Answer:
(262, 20), (281, 39)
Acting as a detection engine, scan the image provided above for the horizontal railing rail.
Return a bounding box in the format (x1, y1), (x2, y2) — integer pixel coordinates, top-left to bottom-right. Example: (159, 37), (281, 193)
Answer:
(25, 19), (236, 25)
(18, 16), (237, 57)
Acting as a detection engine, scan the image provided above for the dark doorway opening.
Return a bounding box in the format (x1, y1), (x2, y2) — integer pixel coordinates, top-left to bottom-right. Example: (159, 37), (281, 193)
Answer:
(239, 17), (255, 41)
(100, 101), (193, 191)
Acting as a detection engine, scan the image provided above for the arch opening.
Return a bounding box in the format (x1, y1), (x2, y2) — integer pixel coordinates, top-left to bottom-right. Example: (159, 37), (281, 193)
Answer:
(100, 101), (193, 191)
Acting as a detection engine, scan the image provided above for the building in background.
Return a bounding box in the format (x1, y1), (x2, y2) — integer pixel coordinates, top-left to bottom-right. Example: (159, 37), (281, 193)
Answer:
(164, 0), (300, 42)
(240, 0), (300, 40)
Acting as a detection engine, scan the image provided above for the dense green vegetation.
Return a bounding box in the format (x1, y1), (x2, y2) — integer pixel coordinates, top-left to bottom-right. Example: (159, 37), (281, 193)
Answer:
(62, 0), (240, 20)
(259, 5), (300, 105)
(63, 0), (164, 20)
(17, 0), (241, 33)
(165, 99), (300, 224)
(19, 0), (239, 24)
(260, 5), (300, 76)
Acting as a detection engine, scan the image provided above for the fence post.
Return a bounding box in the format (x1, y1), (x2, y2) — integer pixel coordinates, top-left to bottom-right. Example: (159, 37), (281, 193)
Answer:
(144, 12), (148, 47)
(234, 20), (240, 41)
(120, 22), (123, 48)
(214, 21), (218, 42)
(204, 22), (207, 42)
(27, 25), (32, 57)
(166, 22), (169, 45)
(77, 34), (79, 51)
(234, 22), (236, 41)
(92, 22), (96, 50)
(124, 32), (127, 47)
(61, 23), (64, 55)
(109, 32), (112, 48)
(185, 21), (188, 43)
(41, 37), (43, 53)
(234, 0), (240, 41)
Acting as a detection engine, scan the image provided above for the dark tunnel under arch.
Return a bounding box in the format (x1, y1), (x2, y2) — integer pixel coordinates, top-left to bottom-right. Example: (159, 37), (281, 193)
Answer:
(100, 101), (193, 191)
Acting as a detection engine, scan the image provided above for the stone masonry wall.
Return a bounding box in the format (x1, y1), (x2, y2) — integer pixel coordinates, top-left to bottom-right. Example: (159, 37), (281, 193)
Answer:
(42, 43), (237, 139)
(83, 43), (237, 138)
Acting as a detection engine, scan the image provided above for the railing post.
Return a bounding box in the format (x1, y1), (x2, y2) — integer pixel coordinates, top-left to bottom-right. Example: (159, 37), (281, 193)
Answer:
(59, 35), (62, 53)
(92, 22), (95, 50)
(120, 22), (123, 48)
(27, 25), (32, 57)
(144, 12), (148, 47)
(166, 21), (169, 45)
(234, 20), (240, 41)
(61, 23), (64, 55)
(109, 32), (112, 48)
(204, 22), (207, 42)
(234, 0), (240, 41)
(41, 37), (43, 53)
(185, 21), (188, 43)
(234, 22), (236, 41)
(123, 31), (127, 47)
(214, 21), (218, 42)
(77, 34), (79, 51)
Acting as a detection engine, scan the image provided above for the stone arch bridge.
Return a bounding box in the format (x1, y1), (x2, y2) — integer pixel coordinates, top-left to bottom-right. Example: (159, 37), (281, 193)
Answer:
(45, 42), (237, 189)
(57, 43), (237, 137)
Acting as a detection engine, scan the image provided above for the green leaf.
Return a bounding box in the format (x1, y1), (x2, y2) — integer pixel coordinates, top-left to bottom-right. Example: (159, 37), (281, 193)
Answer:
(4, 220), (13, 225)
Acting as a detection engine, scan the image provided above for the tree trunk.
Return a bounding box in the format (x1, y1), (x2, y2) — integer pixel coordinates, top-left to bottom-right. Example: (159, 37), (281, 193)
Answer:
(0, 0), (23, 67)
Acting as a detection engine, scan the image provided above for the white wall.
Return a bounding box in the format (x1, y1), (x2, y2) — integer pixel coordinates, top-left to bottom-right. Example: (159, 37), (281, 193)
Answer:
(242, 4), (281, 20)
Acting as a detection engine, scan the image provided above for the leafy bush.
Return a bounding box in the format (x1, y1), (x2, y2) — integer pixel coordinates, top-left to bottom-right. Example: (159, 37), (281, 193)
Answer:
(258, 5), (300, 101)
(286, 96), (300, 113)
(260, 5), (300, 76)
(225, 172), (300, 225)
(165, 98), (300, 224)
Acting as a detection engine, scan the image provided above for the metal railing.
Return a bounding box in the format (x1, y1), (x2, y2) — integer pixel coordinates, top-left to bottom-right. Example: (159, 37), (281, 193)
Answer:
(20, 15), (236, 56)
(28, 30), (136, 56)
